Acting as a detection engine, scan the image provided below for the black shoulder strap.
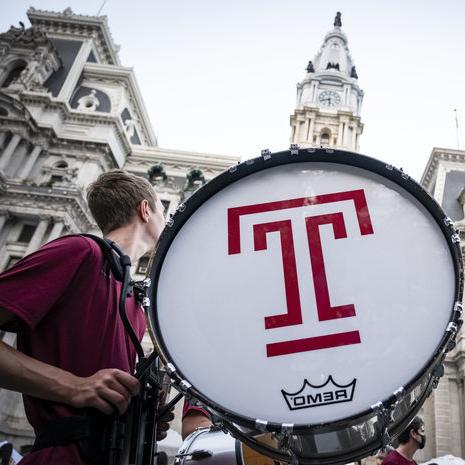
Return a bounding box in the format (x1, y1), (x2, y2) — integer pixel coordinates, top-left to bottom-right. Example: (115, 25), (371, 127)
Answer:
(79, 233), (128, 282)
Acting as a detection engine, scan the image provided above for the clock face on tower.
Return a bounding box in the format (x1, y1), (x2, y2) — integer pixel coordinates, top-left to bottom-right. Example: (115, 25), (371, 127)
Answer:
(318, 90), (341, 107)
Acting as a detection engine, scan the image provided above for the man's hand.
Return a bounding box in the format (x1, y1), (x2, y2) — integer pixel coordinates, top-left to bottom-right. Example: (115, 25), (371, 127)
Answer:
(0, 339), (139, 415)
(70, 369), (140, 415)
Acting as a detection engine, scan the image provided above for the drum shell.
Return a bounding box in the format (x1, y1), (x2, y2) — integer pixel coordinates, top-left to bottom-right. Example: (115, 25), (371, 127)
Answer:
(176, 428), (238, 465)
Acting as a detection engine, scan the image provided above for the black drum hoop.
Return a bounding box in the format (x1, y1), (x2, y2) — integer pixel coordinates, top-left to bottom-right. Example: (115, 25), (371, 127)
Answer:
(148, 147), (463, 434)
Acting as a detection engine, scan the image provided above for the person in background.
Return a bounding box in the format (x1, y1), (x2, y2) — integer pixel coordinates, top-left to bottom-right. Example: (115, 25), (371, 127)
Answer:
(382, 416), (426, 465)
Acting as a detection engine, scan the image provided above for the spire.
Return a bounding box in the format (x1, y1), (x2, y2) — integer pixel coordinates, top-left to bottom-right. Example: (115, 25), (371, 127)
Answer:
(291, 12), (364, 151)
(304, 12), (357, 80)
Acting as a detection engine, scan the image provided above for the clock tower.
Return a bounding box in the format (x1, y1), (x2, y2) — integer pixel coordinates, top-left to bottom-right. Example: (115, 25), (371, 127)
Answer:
(290, 12), (364, 151)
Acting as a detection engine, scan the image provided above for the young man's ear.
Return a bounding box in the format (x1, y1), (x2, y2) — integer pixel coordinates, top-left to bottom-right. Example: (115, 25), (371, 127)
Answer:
(137, 199), (151, 223)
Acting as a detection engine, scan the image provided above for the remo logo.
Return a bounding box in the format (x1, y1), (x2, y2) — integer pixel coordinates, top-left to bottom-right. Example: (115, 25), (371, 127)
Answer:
(227, 189), (374, 358)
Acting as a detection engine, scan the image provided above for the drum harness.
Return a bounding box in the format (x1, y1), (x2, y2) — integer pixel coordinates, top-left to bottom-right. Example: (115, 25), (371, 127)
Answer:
(31, 234), (182, 465)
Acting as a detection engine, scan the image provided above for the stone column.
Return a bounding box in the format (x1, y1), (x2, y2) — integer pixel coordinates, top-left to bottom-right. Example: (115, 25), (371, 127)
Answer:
(48, 220), (64, 242)
(19, 145), (42, 179)
(295, 119), (302, 143)
(309, 117), (315, 144)
(0, 134), (21, 171)
(337, 121), (344, 146)
(351, 125), (357, 150)
(25, 217), (49, 255)
(433, 376), (453, 456)
(303, 118), (310, 143)
(0, 132), (7, 149)
(0, 214), (8, 233)
(341, 122), (348, 147)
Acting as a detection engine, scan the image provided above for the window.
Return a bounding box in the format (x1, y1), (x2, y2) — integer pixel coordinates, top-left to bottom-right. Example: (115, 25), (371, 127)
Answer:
(17, 224), (36, 243)
(54, 161), (68, 169)
(321, 133), (330, 145)
(1, 62), (26, 88)
(50, 174), (64, 184)
(136, 256), (149, 275)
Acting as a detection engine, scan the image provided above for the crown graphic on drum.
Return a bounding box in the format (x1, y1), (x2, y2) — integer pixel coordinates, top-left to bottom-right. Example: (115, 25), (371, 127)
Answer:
(281, 375), (356, 411)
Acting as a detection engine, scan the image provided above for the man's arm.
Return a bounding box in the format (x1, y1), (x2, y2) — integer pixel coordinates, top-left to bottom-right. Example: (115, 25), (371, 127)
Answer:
(0, 307), (139, 415)
(181, 411), (212, 439)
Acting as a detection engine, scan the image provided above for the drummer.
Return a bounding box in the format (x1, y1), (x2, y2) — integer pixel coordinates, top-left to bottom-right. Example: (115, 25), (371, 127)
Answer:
(381, 416), (426, 465)
(0, 170), (196, 464)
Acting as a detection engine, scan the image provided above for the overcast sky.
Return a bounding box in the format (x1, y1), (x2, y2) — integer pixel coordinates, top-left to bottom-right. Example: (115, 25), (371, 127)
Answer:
(2, 0), (465, 180)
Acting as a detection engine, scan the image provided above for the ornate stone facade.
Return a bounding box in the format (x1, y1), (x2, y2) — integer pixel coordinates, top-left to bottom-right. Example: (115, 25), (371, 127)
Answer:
(0, 7), (238, 453)
(415, 148), (465, 461)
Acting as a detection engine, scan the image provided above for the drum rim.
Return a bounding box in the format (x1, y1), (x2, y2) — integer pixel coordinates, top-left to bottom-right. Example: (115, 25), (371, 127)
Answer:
(149, 147), (463, 433)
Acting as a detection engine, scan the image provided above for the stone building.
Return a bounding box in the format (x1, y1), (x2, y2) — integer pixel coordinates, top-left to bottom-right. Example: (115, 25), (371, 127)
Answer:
(0, 6), (238, 453)
(415, 147), (465, 461)
(0, 6), (463, 463)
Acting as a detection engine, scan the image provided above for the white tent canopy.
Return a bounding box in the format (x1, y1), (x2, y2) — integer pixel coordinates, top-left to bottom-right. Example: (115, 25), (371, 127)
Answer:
(421, 456), (465, 465)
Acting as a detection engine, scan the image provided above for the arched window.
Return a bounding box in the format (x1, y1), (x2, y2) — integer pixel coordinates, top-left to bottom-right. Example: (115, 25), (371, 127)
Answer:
(1, 62), (27, 88)
(321, 133), (330, 145)
(54, 160), (68, 169)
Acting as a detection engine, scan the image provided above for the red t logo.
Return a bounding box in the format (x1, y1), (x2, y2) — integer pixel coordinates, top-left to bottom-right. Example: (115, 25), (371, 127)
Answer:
(228, 189), (374, 357)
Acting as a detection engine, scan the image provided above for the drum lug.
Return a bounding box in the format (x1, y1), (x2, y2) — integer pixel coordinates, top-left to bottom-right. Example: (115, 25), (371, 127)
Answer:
(432, 363), (445, 390)
(393, 386), (405, 401)
(177, 203), (186, 212)
(254, 419), (268, 432)
(385, 164), (394, 171)
(165, 363), (177, 376)
(399, 168), (409, 180)
(444, 217), (454, 226)
(447, 322), (458, 334)
(261, 149), (272, 160)
(281, 423), (294, 434)
(452, 233), (460, 243)
(289, 144), (299, 156)
(179, 379), (192, 393)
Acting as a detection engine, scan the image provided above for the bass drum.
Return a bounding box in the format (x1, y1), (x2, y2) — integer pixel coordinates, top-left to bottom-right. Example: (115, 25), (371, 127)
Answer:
(149, 148), (463, 464)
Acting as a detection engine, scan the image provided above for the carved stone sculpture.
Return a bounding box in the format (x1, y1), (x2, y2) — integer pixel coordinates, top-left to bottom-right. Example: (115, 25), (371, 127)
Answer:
(77, 89), (100, 112)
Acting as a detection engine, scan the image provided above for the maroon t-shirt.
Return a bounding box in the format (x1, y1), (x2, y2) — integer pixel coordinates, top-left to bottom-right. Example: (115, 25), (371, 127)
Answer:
(0, 235), (146, 465)
(382, 450), (418, 465)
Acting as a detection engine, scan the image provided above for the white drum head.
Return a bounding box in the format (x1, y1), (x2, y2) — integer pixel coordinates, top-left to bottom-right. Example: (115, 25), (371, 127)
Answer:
(152, 153), (458, 427)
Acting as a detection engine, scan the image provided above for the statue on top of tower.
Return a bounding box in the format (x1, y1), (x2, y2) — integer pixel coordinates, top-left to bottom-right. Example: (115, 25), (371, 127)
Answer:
(306, 61), (315, 73)
(334, 12), (342, 28)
